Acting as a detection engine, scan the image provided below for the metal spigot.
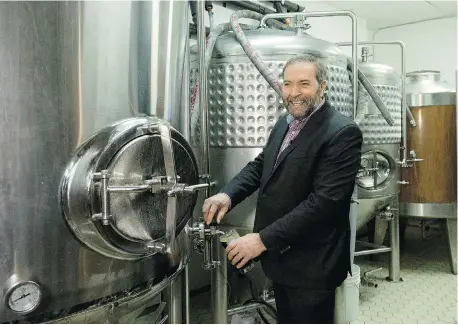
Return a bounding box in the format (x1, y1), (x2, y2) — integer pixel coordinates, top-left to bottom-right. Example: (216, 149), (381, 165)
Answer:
(405, 150), (424, 164)
(190, 222), (225, 270)
(379, 206), (395, 221)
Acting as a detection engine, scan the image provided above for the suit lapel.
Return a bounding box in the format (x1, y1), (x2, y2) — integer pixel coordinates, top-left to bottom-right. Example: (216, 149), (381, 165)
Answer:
(264, 118), (288, 178)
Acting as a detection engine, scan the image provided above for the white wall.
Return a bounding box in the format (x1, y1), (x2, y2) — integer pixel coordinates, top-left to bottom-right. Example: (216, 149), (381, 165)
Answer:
(189, 1), (372, 56)
(369, 16), (457, 88)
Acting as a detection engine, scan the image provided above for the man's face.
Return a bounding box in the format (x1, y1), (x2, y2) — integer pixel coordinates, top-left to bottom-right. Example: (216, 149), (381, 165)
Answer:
(282, 62), (326, 119)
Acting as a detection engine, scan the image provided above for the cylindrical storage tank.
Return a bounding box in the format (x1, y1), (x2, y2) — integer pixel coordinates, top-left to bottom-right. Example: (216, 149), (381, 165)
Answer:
(400, 70), (457, 218)
(0, 1), (195, 323)
(189, 28), (353, 303)
(354, 49), (402, 231)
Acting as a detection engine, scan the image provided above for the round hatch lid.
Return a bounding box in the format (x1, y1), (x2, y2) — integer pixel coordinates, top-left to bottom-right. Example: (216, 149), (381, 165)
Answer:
(357, 151), (394, 190)
(60, 117), (199, 260)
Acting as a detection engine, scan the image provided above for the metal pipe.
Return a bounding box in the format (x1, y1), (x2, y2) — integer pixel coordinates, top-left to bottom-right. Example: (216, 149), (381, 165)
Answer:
(107, 185), (151, 193)
(388, 199), (401, 282)
(212, 238), (228, 323)
(181, 25), (191, 141)
(337, 41), (412, 164)
(197, 0), (210, 177)
(259, 11), (358, 118)
(184, 265), (190, 324)
(167, 272), (183, 323)
(196, 0), (220, 308)
(354, 247), (392, 256)
(347, 58), (395, 126)
(227, 298), (276, 316)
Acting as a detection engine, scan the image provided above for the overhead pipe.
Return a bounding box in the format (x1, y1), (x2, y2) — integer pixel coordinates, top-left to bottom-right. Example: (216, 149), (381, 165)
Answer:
(337, 41), (413, 165)
(259, 11), (359, 119)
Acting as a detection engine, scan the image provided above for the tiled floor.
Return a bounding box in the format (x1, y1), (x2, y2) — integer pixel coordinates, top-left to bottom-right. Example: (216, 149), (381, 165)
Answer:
(189, 223), (457, 324)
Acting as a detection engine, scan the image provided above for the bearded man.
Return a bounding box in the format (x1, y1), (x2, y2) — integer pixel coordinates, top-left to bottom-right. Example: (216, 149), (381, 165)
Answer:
(202, 54), (363, 324)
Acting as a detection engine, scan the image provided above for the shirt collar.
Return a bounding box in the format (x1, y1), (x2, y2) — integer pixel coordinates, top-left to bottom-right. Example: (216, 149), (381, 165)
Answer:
(286, 98), (325, 125)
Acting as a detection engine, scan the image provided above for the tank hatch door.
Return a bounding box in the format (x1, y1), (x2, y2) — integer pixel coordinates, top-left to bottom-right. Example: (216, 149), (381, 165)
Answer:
(60, 117), (202, 260)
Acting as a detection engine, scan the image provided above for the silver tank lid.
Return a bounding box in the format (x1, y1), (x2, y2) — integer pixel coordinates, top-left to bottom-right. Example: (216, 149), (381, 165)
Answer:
(358, 61), (400, 87)
(191, 29), (347, 63)
(406, 70), (456, 106)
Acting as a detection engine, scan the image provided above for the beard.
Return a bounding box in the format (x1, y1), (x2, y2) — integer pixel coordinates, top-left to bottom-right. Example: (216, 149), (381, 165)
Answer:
(285, 90), (322, 119)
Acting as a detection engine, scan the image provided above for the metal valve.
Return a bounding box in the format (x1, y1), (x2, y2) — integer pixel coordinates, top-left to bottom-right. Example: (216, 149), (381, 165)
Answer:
(190, 222), (225, 270)
(405, 150), (424, 165)
(378, 206), (398, 221)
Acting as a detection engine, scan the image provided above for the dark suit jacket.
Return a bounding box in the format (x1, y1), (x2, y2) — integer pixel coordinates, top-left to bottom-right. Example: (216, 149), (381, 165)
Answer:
(221, 101), (363, 289)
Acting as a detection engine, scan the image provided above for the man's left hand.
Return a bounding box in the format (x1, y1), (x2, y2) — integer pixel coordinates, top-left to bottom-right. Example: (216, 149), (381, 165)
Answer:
(226, 233), (266, 269)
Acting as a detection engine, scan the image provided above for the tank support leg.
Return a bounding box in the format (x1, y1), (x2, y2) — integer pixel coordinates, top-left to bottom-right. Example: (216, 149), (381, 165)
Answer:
(166, 269), (183, 323)
(212, 237), (228, 323)
(388, 201), (402, 282)
(441, 218), (457, 275)
(183, 265), (190, 323)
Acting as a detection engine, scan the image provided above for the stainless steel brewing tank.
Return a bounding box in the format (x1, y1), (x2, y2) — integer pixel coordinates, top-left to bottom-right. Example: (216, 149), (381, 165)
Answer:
(0, 1), (193, 322)
(400, 70), (457, 219)
(354, 59), (402, 230)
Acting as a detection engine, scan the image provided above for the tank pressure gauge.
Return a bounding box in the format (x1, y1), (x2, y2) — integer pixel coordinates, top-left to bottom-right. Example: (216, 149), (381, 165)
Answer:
(4, 280), (42, 314)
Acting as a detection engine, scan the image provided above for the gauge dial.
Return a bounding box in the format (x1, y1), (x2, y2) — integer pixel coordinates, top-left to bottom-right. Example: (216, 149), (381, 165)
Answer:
(5, 281), (42, 314)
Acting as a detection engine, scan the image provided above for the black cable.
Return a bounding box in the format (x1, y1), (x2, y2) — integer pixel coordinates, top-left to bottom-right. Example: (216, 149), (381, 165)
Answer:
(243, 298), (277, 316)
(257, 307), (273, 324)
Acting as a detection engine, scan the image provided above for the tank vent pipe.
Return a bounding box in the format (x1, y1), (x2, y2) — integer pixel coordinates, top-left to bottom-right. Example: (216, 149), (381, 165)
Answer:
(347, 58), (395, 126)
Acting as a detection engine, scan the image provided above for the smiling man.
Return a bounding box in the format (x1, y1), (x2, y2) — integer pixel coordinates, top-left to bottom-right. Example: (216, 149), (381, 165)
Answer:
(202, 54), (363, 324)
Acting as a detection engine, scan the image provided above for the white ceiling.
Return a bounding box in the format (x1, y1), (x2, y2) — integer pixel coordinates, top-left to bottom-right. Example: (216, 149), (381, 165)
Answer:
(300, 0), (457, 30)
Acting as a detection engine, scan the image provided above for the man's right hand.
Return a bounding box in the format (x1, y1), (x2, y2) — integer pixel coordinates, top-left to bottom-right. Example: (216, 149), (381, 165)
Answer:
(202, 193), (231, 225)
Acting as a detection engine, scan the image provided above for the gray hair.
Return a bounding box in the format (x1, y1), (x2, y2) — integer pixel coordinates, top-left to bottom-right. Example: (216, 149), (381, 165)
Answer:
(281, 54), (327, 85)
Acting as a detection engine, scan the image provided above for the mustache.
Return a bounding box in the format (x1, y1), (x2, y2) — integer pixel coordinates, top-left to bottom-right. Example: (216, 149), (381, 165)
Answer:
(286, 96), (316, 104)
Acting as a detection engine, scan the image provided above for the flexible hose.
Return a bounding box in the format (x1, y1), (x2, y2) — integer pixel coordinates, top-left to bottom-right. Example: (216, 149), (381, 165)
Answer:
(405, 99), (416, 127)
(243, 298), (277, 316)
(191, 11), (289, 140)
(347, 58), (395, 126)
(229, 10), (290, 97)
